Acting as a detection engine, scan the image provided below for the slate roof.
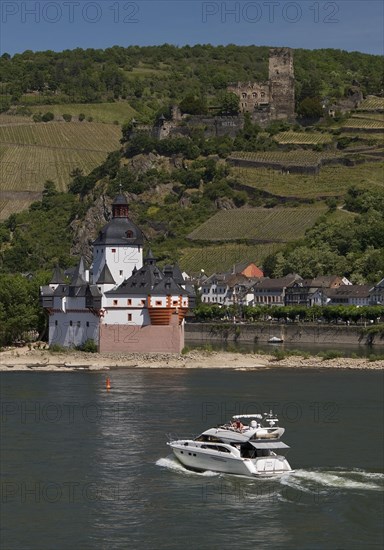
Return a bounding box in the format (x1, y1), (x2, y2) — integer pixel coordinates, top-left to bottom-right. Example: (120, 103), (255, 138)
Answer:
(96, 264), (115, 285)
(50, 265), (65, 284)
(106, 254), (163, 296)
(171, 263), (185, 285)
(93, 193), (145, 246)
(70, 257), (87, 287)
(106, 252), (188, 297)
(151, 276), (189, 297)
(325, 285), (371, 298)
(253, 275), (301, 290)
(93, 217), (145, 246)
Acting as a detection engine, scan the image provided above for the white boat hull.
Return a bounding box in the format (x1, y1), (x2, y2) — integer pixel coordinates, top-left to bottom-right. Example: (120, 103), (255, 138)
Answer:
(169, 443), (291, 477)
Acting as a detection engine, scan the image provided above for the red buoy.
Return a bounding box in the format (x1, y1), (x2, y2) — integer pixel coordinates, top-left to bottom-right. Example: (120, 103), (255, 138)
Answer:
(106, 377), (111, 391)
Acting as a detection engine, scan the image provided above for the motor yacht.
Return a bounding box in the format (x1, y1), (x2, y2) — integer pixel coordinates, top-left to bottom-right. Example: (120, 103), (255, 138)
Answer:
(168, 412), (292, 477)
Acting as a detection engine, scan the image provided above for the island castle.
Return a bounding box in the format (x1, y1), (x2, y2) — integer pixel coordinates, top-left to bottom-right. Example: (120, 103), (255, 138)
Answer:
(40, 193), (192, 353)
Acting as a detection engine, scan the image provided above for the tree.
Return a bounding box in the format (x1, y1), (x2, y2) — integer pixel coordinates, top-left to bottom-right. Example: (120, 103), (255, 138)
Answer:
(179, 94), (207, 115)
(217, 92), (239, 115)
(41, 112), (54, 122)
(0, 275), (38, 345)
(297, 97), (323, 118)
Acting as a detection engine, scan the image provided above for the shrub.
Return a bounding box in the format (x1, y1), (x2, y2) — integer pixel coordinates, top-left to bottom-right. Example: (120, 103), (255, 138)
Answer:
(78, 113), (85, 122)
(319, 350), (343, 361)
(49, 343), (67, 353)
(77, 339), (98, 353)
(42, 112), (54, 122)
(62, 113), (72, 122)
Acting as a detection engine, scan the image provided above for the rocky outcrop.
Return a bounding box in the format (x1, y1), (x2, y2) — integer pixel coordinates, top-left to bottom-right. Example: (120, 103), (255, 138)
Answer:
(70, 195), (111, 264)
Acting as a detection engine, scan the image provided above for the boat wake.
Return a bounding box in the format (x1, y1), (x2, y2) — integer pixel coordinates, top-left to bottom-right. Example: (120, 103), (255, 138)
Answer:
(281, 468), (383, 493)
(157, 457), (383, 494)
(156, 455), (219, 477)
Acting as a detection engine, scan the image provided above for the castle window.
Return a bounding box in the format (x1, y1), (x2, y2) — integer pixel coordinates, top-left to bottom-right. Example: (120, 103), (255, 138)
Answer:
(119, 270), (123, 276)
(252, 93), (257, 98)
(242, 93), (247, 98)
(70, 321), (73, 326)
(128, 313), (132, 321)
(113, 300), (118, 306)
(155, 300), (162, 306)
(55, 320), (58, 326)
(173, 300), (178, 306)
(127, 299), (132, 305)
(112, 248), (116, 253)
(86, 322), (89, 327)
(77, 321), (81, 327)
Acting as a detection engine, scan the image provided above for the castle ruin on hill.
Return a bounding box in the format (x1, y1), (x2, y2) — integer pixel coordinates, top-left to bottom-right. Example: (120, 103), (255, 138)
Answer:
(227, 47), (295, 122)
(130, 48), (296, 141)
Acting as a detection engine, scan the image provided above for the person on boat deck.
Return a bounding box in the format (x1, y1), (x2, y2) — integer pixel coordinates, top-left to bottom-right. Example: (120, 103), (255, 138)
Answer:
(234, 420), (244, 430)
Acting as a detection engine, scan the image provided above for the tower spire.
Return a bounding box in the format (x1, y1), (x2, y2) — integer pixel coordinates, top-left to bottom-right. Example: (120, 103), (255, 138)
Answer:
(112, 189), (129, 218)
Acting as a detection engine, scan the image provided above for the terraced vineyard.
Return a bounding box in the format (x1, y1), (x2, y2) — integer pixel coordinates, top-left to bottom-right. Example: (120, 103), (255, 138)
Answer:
(0, 145), (109, 220)
(187, 207), (327, 243)
(343, 118), (384, 130)
(356, 97), (384, 111)
(351, 113), (384, 121)
(0, 114), (33, 125)
(0, 121), (121, 220)
(274, 132), (333, 145)
(233, 162), (384, 198)
(29, 102), (138, 124)
(179, 243), (283, 274)
(0, 145), (108, 192)
(228, 149), (342, 170)
(0, 122), (121, 151)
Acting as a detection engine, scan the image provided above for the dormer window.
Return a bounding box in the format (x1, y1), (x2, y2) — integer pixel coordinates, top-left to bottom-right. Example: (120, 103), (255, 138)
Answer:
(126, 230), (133, 238)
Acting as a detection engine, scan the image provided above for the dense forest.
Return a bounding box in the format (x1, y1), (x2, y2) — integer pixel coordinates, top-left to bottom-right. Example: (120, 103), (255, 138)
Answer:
(1, 45), (383, 117)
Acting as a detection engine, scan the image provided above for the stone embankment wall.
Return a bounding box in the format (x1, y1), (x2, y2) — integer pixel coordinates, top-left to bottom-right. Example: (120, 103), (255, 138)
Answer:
(185, 323), (384, 346)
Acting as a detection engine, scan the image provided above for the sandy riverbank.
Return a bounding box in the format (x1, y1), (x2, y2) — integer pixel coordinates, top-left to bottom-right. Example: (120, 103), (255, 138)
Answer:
(0, 346), (383, 372)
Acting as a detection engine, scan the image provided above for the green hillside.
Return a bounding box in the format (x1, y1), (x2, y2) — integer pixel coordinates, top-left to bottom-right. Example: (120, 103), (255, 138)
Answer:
(0, 44), (383, 281)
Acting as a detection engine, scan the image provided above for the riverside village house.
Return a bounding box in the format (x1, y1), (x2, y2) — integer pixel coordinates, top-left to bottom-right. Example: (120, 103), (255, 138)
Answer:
(40, 192), (192, 353)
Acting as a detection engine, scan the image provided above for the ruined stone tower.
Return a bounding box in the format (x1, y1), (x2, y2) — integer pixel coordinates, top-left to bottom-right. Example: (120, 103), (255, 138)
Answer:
(227, 47), (295, 122)
(268, 47), (295, 119)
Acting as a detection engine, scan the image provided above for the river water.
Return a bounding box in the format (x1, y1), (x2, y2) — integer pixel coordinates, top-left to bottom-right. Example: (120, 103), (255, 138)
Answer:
(1, 369), (383, 550)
